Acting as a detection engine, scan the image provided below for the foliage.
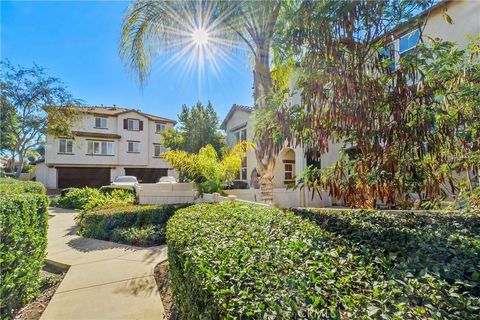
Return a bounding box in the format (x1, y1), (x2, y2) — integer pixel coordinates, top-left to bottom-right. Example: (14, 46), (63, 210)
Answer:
(0, 190), (49, 317)
(163, 142), (253, 194)
(77, 204), (191, 246)
(292, 207), (480, 318)
(0, 60), (82, 177)
(161, 101), (225, 154)
(0, 177), (46, 195)
(167, 202), (480, 318)
(56, 187), (135, 211)
(277, 1), (479, 208)
(455, 186), (480, 211)
(120, 0), (283, 203)
(99, 185), (138, 203)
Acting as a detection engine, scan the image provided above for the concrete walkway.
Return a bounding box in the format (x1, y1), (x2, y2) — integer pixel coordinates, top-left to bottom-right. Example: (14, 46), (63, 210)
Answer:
(41, 207), (167, 320)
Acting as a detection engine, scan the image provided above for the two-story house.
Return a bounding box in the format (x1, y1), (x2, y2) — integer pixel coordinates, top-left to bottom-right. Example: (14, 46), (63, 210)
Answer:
(36, 106), (177, 189)
(221, 0), (479, 207)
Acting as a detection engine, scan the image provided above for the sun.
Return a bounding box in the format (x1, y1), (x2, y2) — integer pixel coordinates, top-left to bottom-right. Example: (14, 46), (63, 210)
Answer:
(191, 27), (210, 46)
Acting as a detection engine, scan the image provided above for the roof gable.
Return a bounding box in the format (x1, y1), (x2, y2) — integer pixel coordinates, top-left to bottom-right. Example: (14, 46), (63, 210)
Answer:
(221, 104), (253, 130)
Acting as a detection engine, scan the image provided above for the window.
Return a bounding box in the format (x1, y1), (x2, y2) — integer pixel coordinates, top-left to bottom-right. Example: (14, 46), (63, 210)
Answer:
(59, 139), (73, 153)
(284, 163), (295, 181)
(380, 43), (396, 71)
(87, 141), (113, 155)
(233, 127), (247, 180)
(399, 29), (420, 57)
(127, 119), (140, 131)
(94, 117), (107, 129)
(156, 123), (166, 133)
(127, 141), (140, 153)
(233, 128), (247, 144)
(154, 145), (168, 157)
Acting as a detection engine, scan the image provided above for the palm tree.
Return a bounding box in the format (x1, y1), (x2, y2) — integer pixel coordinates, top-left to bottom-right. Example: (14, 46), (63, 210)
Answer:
(120, 0), (282, 203)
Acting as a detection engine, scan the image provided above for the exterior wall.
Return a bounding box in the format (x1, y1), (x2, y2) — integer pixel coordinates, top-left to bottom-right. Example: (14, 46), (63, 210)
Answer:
(226, 188), (331, 208)
(46, 134), (119, 166)
(135, 183), (196, 205)
(41, 110), (175, 189)
(224, 109), (257, 185)
(422, 0), (480, 48)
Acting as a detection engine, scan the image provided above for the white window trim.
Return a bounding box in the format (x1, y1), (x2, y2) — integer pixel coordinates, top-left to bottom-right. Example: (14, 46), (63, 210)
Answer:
(156, 123), (166, 133)
(127, 119), (140, 131)
(232, 127), (247, 181)
(94, 117), (108, 129)
(58, 138), (73, 154)
(87, 140), (114, 155)
(127, 141), (140, 153)
(154, 144), (167, 157)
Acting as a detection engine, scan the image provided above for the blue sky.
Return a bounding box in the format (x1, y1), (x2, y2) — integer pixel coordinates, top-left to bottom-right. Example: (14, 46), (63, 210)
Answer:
(1, 0), (254, 122)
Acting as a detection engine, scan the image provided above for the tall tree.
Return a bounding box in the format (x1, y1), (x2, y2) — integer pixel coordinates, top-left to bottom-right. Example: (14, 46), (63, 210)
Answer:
(120, 0), (283, 203)
(277, 1), (479, 208)
(161, 101), (225, 154)
(0, 60), (81, 177)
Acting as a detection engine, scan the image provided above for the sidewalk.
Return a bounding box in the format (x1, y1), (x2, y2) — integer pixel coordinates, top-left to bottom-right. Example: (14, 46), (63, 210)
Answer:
(41, 207), (167, 320)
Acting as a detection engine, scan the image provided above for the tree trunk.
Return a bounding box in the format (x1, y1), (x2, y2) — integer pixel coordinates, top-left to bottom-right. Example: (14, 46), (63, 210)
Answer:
(14, 148), (24, 179)
(253, 41), (276, 204)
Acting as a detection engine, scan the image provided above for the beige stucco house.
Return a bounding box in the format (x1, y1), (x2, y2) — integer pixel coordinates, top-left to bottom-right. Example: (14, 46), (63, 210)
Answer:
(221, 0), (479, 208)
(36, 106), (177, 189)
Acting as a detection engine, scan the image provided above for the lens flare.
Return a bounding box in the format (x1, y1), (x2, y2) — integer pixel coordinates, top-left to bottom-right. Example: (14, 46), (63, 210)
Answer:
(192, 27), (210, 46)
(151, 1), (247, 97)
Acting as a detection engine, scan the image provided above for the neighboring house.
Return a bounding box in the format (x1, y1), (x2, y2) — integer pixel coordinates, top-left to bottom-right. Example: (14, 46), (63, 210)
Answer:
(36, 106), (176, 189)
(222, 0), (479, 207)
(221, 104), (335, 207)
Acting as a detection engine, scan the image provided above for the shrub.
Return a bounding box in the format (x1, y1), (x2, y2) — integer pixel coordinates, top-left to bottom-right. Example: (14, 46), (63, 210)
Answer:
(0, 193), (49, 317)
(78, 203), (190, 246)
(56, 187), (135, 211)
(99, 185), (138, 204)
(0, 177), (46, 194)
(99, 185), (136, 196)
(167, 202), (480, 319)
(292, 208), (480, 318)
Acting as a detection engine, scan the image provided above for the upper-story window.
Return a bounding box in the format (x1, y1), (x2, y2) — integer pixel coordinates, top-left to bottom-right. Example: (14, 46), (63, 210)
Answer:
(87, 140), (113, 155)
(94, 117), (108, 129)
(59, 138), (73, 154)
(154, 144), (168, 157)
(233, 127), (247, 180)
(234, 127), (247, 143)
(399, 29), (420, 57)
(127, 141), (140, 153)
(125, 118), (143, 131)
(156, 123), (166, 133)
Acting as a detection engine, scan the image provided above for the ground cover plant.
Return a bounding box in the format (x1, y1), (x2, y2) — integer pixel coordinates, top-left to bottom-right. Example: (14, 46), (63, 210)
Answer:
(0, 180), (49, 318)
(167, 202), (480, 319)
(56, 187), (135, 211)
(77, 203), (191, 246)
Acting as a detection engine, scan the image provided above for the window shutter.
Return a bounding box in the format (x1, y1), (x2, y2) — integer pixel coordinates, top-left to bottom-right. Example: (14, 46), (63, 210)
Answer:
(139, 121), (144, 131)
(123, 119), (128, 129)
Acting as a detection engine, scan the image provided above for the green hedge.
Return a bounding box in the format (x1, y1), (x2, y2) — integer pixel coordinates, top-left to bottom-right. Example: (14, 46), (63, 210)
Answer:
(0, 177), (46, 195)
(57, 187), (135, 211)
(78, 204), (191, 246)
(167, 202), (480, 319)
(0, 193), (49, 317)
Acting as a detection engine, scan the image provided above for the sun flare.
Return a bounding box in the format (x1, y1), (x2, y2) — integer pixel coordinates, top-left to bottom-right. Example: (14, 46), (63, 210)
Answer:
(192, 27), (210, 46)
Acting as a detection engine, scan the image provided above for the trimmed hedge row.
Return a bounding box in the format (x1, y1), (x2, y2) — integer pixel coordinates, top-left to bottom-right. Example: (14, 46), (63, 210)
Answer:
(167, 202), (480, 319)
(0, 177), (46, 195)
(0, 193), (49, 317)
(77, 203), (191, 246)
